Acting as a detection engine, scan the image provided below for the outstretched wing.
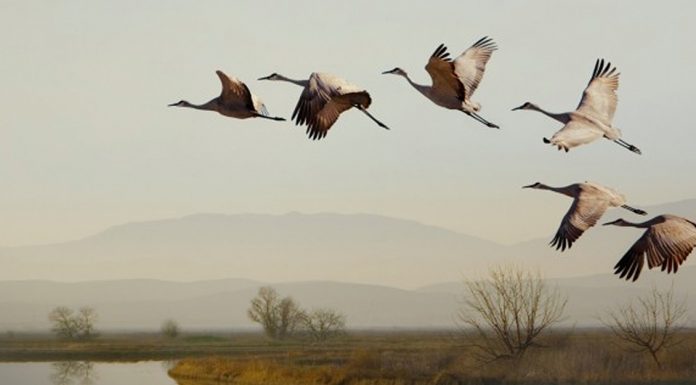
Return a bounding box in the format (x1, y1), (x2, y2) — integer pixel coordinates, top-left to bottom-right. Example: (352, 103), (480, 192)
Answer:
(425, 44), (465, 101)
(576, 59), (619, 125)
(292, 73), (369, 140)
(614, 218), (696, 282)
(453, 36), (497, 99)
(216, 70), (254, 110)
(550, 194), (609, 251)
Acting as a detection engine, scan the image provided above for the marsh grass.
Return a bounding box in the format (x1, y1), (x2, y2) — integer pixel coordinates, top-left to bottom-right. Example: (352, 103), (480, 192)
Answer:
(168, 330), (696, 385)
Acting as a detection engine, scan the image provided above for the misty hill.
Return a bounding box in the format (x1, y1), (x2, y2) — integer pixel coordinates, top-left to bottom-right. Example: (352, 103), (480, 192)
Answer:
(2, 268), (695, 331)
(1, 213), (506, 287)
(2, 200), (695, 288)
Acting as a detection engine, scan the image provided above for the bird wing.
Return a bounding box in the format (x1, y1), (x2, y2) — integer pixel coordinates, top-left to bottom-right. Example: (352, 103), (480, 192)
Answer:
(614, 218), (696, 281)
(291, 73), (369, 140)
(576, 59), (619, 125)
(216, 70), (255, 110)
(251, 94), (270, 116)
(549, 120), (605, 149)
(425, 44), (465, 101)
(453, 36), (497, 99)
(550, 193), (609, 251)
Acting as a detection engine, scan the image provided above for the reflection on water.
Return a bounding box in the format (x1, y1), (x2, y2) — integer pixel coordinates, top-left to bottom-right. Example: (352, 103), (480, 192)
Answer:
(50, 361), (95, 385)
(0, 361), (176, 385)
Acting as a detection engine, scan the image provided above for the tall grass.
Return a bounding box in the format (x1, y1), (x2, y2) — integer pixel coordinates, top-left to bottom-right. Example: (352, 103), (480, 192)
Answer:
(169, 330), (696, 385)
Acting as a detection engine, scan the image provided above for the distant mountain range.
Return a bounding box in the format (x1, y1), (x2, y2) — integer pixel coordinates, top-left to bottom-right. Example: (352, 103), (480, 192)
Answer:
(1, 268), (695, 331)
(2, 200), (696, 287)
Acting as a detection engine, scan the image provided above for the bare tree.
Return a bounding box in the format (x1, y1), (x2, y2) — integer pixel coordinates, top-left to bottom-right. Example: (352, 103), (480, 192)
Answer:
(458, 265), (567, 362)
(161, 319), (180, 339)
(48, 306), (98, 340)
(49, 306), (78, 339)
(75, 307), (98, 340)
(303, 308), (347, 342)
(602, 285), (687, 369)
(277, 296), (305, 340)
(247, 286), (304, 340)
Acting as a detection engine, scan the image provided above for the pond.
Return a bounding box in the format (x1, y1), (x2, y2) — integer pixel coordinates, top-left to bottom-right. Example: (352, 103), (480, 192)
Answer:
(0, 361), (184, 385)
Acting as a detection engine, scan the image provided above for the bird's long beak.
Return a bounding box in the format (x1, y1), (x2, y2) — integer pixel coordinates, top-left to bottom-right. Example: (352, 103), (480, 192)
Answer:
(522, 184), (535, 189)
(257, 75), (272, 81)
(381, 70), (394, 75)
(167, 102), (178, 107)
(603, 220), (619, 226)
(511, 105), (524, 111)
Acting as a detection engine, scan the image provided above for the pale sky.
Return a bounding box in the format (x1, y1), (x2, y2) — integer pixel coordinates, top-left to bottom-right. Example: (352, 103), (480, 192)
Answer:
(1, 1), (695, 247)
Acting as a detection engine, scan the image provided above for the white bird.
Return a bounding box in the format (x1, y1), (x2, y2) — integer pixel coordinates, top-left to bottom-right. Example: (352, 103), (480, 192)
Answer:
(512, 59), (641, 154)
(604, 215), (696, 281)
(257, 72), (389, 140)
(382, 36), (499, 129)
(523, 181), (647, 251)
(169, 70), (285, 121)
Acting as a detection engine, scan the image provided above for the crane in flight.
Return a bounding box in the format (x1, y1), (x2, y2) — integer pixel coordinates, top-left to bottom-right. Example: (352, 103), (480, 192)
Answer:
(169, 70), (285, 121)
(605, 215), (696, 281)
(523, 181), (647, 251)
(512, 59), (641, 154)
(382, 36), (500, 129)
(258, 72), (389, 140)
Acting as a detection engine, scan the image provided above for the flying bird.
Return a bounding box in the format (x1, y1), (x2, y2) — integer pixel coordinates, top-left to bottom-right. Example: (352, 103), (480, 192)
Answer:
(523, 181), (647, 251)
(512, 59), (641, 154)
(382, 36), (499, 129)
(604, 215), (696, 282)
(168, 70), (285, 121)
(257, 72), (389, 140)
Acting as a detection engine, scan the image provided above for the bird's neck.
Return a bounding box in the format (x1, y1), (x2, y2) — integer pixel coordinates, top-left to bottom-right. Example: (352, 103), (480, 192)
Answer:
(276, 75), (309, 87)
(537, 183), (575, 197)
(613, 220), (646, 228)
(184, 99), (218, 111)
(529, 105), (570, 124)
(403, 75), (430, 97)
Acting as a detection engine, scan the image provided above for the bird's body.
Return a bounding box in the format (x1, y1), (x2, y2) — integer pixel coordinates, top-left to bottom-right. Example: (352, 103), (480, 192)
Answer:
(605, 215), (696, 281)
(258, 72), (388, 140)
(523, 181), (647, 251)
(513, 59), (640, 154)
(169, 70), (285, 121)
(382, 37), (500, 129)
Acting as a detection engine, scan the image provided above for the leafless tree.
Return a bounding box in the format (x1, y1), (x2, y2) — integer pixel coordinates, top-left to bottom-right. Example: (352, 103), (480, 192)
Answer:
(48, 306), (98, 340)
(602, 285), (688, 369)
(303, 308), (347, 342)
(458, 265), (567, 362)
(247, 286), (304, 340)
(161, 319), (180, 339)
(49, 306), (79, 339)
(75, 307), (97, 340)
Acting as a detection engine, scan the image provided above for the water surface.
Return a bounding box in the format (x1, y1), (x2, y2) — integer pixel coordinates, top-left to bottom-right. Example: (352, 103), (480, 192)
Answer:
(0, 361), (178, 385)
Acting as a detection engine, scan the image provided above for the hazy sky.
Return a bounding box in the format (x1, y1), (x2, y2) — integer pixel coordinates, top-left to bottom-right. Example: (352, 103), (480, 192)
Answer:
(1, 1), (695, 247)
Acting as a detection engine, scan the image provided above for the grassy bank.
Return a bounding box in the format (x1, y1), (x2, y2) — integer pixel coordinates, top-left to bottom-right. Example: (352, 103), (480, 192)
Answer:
(168, 331), (696, 385)
(4, 330), (696, 383)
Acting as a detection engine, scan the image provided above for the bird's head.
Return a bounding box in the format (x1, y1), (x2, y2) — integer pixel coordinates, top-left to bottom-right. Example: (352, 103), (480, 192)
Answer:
(603, 219), (631, 226)
(258, 73), (282, 81)
(522, 182), (544, 189)
(512, 102), (537, 111)
(382, 67), (407, 77)
(168, 100), (190, 107)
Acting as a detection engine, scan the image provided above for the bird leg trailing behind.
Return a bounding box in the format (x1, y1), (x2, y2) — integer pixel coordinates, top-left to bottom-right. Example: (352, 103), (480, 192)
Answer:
(355, 105), (389, 130)
(621, 204), (648, 216)
(613, 138), (642, 155)
(253, 113), (285, 121)
(465, 110), (499, 129)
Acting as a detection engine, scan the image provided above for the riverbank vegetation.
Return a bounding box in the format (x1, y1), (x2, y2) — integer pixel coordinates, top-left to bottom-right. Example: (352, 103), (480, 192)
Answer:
(168, 330), (696, 385)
